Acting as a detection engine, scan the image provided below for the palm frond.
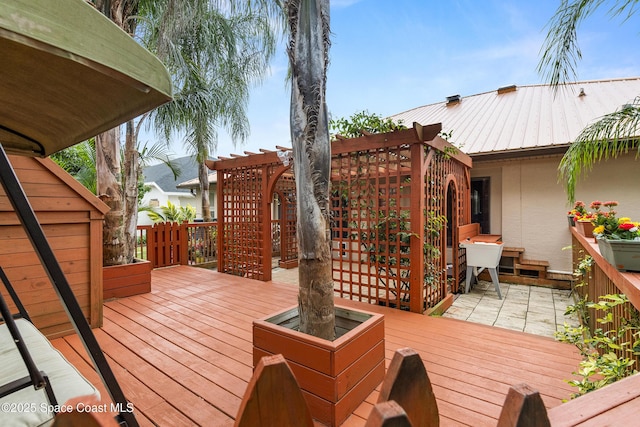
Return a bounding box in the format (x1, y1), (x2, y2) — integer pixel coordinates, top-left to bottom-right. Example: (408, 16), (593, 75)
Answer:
(537, 0), (600, 89)
(538, 0), (639, 89)
(559, 98), (640, 201)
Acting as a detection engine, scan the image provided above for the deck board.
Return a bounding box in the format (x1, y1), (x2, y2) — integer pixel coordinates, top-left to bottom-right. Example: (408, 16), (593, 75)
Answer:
(52, 265), (584, 426)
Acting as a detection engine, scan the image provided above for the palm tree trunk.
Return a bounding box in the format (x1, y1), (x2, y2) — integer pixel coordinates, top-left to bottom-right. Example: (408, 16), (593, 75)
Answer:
(96, 126), (126, 266)
(95, 0), (139, 266)
(199, 161), (211, 221)
(123, 119), (139, 262)
(288, 0), (334, 340)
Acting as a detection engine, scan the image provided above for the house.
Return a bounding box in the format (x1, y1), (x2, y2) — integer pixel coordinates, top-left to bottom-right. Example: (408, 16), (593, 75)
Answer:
(139, 156), (198, 224)
(390, 77), (640, 279)
(175, 171), (218, 220)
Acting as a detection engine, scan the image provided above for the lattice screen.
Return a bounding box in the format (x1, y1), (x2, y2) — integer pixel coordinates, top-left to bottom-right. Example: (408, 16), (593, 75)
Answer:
(218, 168), (263, 278)
(212, 124), (471, 312)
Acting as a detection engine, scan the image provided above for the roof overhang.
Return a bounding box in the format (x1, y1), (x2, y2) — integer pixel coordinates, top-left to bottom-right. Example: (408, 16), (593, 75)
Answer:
(0, 0), (172, 157)
(470, 144), (571, 162)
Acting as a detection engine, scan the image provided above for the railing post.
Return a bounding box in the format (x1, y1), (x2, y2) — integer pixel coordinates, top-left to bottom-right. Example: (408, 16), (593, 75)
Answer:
(235, 354), (313, 427)
(378, 347), (439, 426)
(148, 224), (157, 268)
(180, 221), (189, 265)
(365, 401), (412, 427)
(497, 384), (550, 427)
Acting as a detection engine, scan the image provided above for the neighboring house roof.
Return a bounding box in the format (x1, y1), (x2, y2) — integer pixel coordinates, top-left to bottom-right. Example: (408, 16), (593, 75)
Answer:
(390, 77), (640, 160)
(176, 173), (217, 189)
(143, 156), (201, 194)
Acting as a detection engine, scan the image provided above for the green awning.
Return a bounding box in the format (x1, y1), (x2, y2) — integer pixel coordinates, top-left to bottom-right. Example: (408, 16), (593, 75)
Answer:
(0, 0), (172, 157)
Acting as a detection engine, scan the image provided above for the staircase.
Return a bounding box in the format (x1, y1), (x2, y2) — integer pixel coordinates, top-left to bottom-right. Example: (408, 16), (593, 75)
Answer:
(479, 246), (570, 289)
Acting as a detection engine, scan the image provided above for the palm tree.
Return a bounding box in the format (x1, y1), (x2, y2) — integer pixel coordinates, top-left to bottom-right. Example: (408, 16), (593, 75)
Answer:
(92, 0), (279, 266)
(91, 0), (143, 266)
(286, 0), (334, 340)
(538, 0), (640, 202)
(140, 1), (279, 221)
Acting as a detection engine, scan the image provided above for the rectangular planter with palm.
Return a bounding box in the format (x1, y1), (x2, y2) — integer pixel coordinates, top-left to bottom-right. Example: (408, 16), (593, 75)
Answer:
(253, 305), (385, 426)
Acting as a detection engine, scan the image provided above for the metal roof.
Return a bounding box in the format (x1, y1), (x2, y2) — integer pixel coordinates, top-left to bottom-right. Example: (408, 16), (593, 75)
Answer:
(390, 77), (640, 158)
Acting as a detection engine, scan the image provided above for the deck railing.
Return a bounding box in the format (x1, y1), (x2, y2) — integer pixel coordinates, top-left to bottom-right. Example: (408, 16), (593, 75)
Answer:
(136, 221), (218, 268)
(238, 348), (552, 427)
(571, 228), (640, 364)
(137, 221), (288, 269)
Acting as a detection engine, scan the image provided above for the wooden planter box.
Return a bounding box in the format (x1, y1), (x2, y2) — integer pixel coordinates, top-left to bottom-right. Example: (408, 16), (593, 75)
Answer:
(103, 259), (151, 299)
(576, 220), (595, 238)
(253, 305), (385, 426)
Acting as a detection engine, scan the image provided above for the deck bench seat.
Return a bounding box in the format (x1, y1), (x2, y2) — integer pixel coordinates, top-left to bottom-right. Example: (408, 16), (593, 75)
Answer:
(0, 319), (99, 426)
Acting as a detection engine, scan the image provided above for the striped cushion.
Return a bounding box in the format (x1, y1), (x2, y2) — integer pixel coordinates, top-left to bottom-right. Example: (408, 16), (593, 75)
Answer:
(0, 319), (99, 426)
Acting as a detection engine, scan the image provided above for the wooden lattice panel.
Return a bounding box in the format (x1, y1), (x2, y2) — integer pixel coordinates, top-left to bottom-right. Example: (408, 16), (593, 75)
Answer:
(330, 144), (413, 310)
(423, 149), (469, 306)
(219, 168), (263, 279)
(275, 174), (297, 265)
(212, 123), (472, 312)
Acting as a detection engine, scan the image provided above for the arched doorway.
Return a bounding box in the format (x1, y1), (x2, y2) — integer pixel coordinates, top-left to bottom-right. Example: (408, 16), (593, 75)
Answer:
(445, 177), (460, 293)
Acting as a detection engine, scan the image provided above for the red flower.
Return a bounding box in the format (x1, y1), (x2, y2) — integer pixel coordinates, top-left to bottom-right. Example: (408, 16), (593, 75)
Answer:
(603, 201), (619, 208)
(590, 200), (602, 209)
(619, 223), (636, 231)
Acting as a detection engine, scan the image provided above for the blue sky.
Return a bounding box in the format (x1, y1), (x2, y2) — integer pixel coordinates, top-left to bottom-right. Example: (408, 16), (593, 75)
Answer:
(161, 0), (640, 159)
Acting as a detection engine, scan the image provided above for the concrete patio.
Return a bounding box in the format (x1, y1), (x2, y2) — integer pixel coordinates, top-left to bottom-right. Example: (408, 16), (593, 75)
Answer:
(442, 280), (579, 338)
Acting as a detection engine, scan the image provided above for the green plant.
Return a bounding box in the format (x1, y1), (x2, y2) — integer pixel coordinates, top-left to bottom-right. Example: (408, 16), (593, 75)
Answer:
(329, 110), (406, 140)
(556, 253), (640, 398)
(140, 201), (196, 223)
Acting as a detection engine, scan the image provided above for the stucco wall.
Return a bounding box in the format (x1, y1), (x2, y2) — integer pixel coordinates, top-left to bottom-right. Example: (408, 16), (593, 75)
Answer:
(138, 184), (197, 225)
(472, 152), (640, 274)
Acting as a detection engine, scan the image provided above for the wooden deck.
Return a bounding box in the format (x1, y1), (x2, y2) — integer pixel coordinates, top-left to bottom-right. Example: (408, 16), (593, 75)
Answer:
(51, 265), (583, 426)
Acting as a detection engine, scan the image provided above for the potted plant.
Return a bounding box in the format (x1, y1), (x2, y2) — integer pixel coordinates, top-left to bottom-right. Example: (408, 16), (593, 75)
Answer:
(574, 202), (597, 237)
(591, 201), (640, 272)
(567, 200), (587, 227)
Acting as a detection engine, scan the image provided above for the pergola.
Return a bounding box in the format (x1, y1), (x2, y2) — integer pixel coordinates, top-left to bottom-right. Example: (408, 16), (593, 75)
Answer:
(209, 122), (472, 313)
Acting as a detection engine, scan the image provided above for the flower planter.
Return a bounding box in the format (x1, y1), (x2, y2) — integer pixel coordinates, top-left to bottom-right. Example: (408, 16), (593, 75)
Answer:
(597, 238), (640, 272)
(103, 258), (151, 299)
(252, 305), (385, 426)
(567, 215), (576, 227)
(576, 220), (595, 238)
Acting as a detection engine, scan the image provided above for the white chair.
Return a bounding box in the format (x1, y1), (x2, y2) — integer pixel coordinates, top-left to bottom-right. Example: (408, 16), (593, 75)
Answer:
(460, 242), (504, 299)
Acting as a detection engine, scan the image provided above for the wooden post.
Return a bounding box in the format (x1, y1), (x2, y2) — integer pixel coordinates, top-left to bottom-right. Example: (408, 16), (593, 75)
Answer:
(179, 221), (189, 265)
(378, 347), (439, 426)
(409, 142), (426, 313)
(147, 224), (156, 268)
(235, 354), (313, 427)
(365, 401), (412, 427)
(261, 165), (272, 281)
(216, 170), (224, 272)
(497, 384), (550, 427)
